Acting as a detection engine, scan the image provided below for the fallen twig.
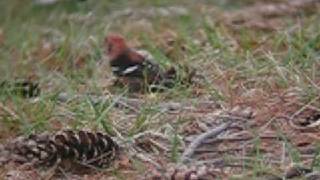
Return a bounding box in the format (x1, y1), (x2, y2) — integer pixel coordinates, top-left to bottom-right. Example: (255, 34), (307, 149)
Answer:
(131, 131), (168, 141)
(180, 122), (232, 163)
(0, 102), (20, 120)
(290, 96), (320, 120)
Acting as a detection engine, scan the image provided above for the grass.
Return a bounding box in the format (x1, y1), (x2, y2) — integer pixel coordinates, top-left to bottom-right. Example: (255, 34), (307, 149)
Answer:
(0, 0), (320, 179)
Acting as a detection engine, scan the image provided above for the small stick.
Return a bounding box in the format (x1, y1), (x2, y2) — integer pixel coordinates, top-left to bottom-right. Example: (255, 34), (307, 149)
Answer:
(181, 122), (232, 163)
(0, 102), (20, 120)
(132, 151), (162, 170)
(289, 96), (320, 120)
(131, 131), (168, 140)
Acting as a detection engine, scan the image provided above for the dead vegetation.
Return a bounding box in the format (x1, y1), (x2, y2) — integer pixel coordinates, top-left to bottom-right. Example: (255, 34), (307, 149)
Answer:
(0, 0), (320, 179)
(223, 0), (320, 31)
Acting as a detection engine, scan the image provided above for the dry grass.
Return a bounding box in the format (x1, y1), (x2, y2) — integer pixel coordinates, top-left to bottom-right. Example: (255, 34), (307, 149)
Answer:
(0, 0), (320, 179)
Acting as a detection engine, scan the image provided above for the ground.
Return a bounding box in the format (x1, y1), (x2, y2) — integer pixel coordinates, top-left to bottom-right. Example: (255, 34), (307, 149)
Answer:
(0, 0), (320, 179)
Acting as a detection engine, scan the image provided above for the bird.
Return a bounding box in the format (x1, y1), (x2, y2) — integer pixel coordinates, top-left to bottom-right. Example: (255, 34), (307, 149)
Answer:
(104, 34), (178, 92)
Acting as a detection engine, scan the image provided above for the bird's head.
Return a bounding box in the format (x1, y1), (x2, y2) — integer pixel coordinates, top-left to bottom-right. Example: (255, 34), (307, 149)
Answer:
(105, 34), (128, 60)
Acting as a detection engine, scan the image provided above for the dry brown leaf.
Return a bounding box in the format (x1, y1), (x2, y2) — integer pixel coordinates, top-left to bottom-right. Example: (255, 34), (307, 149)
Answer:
(34, 40), (55, 61)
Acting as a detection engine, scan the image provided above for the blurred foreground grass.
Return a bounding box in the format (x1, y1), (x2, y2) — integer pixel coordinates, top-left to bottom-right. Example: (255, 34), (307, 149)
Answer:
(0, 0), (320, 178)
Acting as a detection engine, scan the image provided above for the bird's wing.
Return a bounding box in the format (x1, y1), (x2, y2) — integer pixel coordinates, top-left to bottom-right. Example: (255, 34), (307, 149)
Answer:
(127, 49), (146, 63)
(121, 65), (140, 75)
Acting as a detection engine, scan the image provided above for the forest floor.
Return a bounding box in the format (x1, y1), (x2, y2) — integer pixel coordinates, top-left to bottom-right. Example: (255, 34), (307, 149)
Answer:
(0, 0), (320, 179)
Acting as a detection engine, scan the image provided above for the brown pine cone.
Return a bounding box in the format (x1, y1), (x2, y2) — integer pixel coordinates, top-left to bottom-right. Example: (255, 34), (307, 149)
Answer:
(2, 130), (119, 168)
(0, 80), (40, 98)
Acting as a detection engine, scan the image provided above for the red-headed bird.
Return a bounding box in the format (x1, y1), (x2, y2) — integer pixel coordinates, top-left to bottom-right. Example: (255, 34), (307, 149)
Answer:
(105, 34), (177, 92)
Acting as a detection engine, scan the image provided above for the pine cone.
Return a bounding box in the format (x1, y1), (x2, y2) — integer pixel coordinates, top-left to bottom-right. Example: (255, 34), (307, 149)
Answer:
(3, 130), (119, 168)
(0, 80), (40, 98)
